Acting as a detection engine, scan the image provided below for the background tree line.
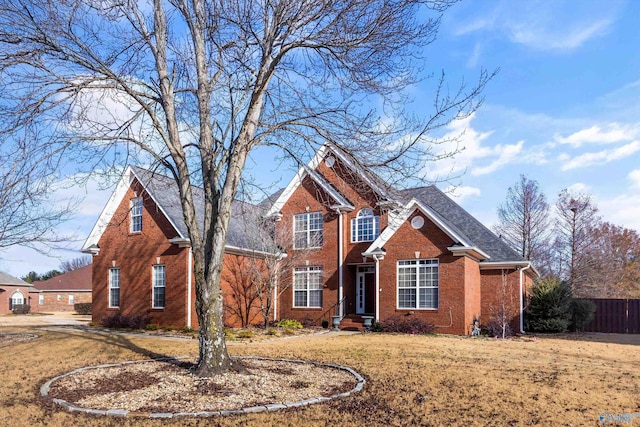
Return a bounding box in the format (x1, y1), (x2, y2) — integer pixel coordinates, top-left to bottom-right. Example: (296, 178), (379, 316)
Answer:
(494, 175), (640, 299)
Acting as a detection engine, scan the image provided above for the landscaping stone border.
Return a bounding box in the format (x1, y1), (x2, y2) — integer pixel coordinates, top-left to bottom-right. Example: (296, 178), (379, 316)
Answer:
(40, 356), (366, 418)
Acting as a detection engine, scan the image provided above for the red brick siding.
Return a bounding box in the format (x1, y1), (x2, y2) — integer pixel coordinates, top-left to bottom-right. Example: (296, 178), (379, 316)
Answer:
(38, 291), (91, 312)
(277, 176), (339, 324)
(480, 269), (523, 333)
(0, 286), (37, 315)
(378, 212), (473, 334)
(92, 180), (189, 327)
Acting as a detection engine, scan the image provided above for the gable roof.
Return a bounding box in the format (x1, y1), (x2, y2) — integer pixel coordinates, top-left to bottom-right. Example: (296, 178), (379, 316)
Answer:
(266, 143), (527, 266)
(82, 167), (269, 254)
(0, 272), (29, 287)
(32, 264), (92, 292)
(400, 186), (524, 263)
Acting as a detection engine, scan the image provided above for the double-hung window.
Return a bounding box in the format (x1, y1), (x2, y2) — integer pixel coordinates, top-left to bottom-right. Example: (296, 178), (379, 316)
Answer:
(293, 212), (323, 249)
(152, 265), (166, 309)
(130, 197), (143, 232)
(351, 208), (380, 242)
(397, 259), (439, 309)
(109, 268), (120, 308)
(293, 266), (323, 308)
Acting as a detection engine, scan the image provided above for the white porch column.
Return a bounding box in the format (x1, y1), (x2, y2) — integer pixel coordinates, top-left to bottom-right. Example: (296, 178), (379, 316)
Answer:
(187, 248), (193, 329)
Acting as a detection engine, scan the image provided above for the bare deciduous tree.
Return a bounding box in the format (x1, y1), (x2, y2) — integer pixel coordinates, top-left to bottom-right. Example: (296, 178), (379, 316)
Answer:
(0, 0), (492, 375)
(554, 189), (599, 293)
(59, 256), (92, 273)
(493, 175), (550, 265)
(0, 137), (74, 251)
(581, 222), (640, 298)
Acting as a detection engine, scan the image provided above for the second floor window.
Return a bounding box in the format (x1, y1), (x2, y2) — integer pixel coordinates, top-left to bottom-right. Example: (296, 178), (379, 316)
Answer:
(351, 208), (380, 242)
(130, 197), (143, 232)
(294, 212), (323, 249)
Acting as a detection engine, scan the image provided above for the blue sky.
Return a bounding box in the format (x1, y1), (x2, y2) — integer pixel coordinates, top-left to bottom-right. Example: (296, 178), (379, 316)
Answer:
(2, 0), (640, 278)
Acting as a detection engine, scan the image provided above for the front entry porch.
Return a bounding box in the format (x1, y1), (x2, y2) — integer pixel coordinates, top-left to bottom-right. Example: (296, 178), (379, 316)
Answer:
(354, 265), (376, 316)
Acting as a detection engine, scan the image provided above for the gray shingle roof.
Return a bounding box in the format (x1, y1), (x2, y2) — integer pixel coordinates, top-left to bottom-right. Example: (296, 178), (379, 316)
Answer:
(130, 167), (266, 251)
(0, 272), (29, 286)
(401, 186), (525, 263)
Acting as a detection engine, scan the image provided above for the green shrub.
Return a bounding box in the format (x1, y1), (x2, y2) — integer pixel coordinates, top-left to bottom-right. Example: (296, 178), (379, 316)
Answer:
(101, 313), (150, 329)
(145, 323), (159, 331)
(275, 319), (303, 329)
(525, 278), (572, 333)
(73, 303), (92, 315)
(180, 325), (194, 333)
(374, 316), (435, 335)
(12, 304), (30, 315)
(266, 328), (278, 336)
(570, 299), (596, 332)
(236, 329), (254, 339)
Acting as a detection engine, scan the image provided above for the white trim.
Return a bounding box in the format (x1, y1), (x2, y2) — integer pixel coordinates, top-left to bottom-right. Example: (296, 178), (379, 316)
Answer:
(292, 266), (323, 308)
(363, 199), (473, 257)
(82, 167), (135, 251)
(152, 264), (166, 309)
(447, 245), (490, 261)
(337, 210), (344, 317)
(396, 259), (439, 310)
(187, 248), (193, 329)
(108, 268), (120, 308)
(293, 211), (324, 250)
(82, 167), (186, 252)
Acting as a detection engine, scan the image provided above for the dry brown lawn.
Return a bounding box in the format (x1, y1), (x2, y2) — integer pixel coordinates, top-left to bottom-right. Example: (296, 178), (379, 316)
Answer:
(0, 326), (638, 426)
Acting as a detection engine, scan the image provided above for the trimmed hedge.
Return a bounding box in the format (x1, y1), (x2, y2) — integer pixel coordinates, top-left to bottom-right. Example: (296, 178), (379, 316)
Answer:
(100, 313), (150, 329)
(12, 304), (30, 315)
(74, 303), (92, 315)
(373, 316), (435, 334)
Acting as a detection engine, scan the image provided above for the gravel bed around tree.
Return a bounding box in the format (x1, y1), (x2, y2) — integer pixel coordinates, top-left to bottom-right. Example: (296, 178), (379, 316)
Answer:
(44, 357), (363, 416)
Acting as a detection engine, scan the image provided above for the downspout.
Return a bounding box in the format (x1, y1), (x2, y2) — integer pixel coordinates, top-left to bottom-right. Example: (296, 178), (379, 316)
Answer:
(187, 248), (193, 329)
(273, 256), (280, 322)
(519, 263), (531, 334)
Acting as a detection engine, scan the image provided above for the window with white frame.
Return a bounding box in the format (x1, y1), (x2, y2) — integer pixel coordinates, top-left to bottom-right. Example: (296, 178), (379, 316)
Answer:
(130, 197), (143, 232)
(351, 208), (380, 242)
(39, 294), (44, 305)
(9, 291), (24, 310)
(109, 268), (120, 308)
(293, 266), (323, 308)
(152, 265), (166, 309)
(68, 295), (74, 305)
(293, 212), (323, 249)
(397, 259), (439, 309)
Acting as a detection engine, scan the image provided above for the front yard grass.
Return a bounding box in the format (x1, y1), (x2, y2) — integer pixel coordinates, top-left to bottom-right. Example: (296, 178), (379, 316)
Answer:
(0, 327), (638, 426)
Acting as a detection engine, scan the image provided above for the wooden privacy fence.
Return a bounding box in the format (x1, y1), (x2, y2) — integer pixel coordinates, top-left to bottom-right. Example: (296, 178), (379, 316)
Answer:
(583, 299), (640, 334)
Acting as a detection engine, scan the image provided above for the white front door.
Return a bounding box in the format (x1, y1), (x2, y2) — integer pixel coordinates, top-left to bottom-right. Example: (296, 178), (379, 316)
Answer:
(355, 266), (375, 314)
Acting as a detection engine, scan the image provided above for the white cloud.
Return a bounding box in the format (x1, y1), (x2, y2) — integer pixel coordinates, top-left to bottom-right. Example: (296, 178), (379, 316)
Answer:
(597, 192), (640, 232)
(508, 18), (612, 51)
(452, 2), (618, 52)
(566, 182), (592, 194)
(555, 123), (639, 147)
(629, 169), (640, 189)
(471, 140), (524, 176)
(443, 185), (481, 203)
(424, 113), (525, 180)
(560, 141), (640, 171)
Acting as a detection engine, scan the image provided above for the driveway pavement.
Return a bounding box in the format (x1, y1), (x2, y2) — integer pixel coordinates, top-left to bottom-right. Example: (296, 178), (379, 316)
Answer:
(0, 312), (91, 327)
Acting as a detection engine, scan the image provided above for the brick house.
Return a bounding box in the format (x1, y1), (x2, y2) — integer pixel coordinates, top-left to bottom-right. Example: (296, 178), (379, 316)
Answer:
(83, 145), (537, 334)
(32, 264), (92, 312)
(0, 272), (39, 315)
